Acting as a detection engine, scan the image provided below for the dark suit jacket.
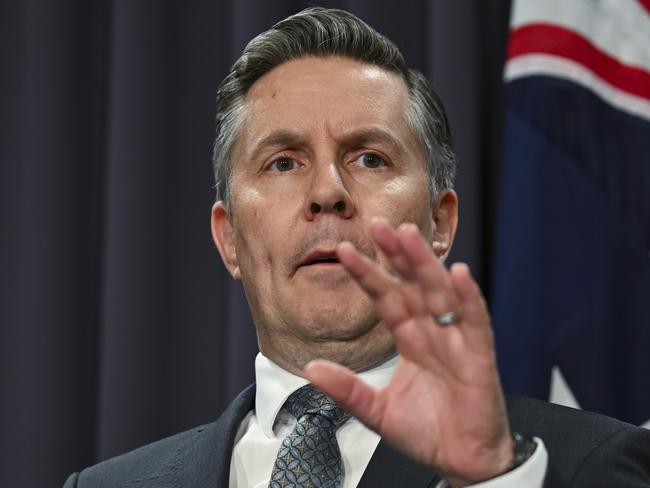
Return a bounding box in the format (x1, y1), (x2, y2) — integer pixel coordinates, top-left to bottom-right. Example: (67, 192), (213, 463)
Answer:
(64, 384), (650, 487)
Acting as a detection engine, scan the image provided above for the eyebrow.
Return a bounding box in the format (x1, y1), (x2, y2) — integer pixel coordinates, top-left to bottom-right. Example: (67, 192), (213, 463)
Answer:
(247, 127), (410, 162)
(338, 127), (409, 158)
(247, 130), (306, 163)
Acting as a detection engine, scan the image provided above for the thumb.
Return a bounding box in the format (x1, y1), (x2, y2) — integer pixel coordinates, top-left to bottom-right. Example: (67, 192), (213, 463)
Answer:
(304, 359), (384, 432)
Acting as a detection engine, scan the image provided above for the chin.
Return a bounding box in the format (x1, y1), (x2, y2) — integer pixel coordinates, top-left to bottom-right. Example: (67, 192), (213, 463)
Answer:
(301, 317), (395, 372)
(297, 302), (379, 341)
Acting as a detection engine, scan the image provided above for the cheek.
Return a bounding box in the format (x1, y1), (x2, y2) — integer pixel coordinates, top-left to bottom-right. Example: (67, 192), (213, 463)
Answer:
(374, 175), (433, 232)
(232, 189), (292, 272)
(232, 192), (267, 265)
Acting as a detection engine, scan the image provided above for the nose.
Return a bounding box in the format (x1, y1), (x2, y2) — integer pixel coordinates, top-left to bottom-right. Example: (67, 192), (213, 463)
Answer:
(304, 162), (355, 220)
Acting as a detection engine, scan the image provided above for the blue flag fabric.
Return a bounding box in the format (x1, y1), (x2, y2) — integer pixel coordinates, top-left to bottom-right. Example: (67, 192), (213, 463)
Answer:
(492, 0), (650, 426)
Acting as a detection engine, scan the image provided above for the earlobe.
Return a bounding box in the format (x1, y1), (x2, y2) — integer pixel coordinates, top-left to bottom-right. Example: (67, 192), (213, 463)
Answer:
(432, 241), (449, 258)
(211, 202), (241, 280)
(431, 189), (459, 262)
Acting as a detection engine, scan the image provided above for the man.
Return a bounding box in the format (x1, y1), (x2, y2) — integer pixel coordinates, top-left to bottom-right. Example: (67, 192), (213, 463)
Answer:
(64, 8), (650, 488)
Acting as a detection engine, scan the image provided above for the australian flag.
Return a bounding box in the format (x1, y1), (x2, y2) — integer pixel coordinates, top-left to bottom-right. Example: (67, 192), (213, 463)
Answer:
(492, 0), (650, 427)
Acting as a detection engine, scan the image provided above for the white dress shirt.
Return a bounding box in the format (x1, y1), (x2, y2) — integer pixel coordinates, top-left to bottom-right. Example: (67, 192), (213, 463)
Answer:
(229, 353), (547, 487)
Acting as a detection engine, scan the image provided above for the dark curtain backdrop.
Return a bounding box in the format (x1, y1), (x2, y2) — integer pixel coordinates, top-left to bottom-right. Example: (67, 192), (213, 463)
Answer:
(0, 1), (511, 486)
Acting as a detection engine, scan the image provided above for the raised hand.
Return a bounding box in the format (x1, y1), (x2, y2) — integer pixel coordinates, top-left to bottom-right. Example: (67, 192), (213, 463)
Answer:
(304, 218), (513, 487)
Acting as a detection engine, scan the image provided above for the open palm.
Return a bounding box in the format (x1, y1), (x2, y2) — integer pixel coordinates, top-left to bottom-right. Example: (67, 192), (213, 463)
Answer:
(305, 219), (513, 486)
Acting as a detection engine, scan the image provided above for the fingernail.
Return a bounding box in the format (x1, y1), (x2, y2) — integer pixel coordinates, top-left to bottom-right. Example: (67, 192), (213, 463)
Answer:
(399, 222), (418, 234)
(371, 216), (389, 227)
(337, 241), (354, 252)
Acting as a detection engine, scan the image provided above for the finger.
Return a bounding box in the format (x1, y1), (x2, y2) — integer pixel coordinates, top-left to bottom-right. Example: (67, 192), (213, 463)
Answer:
(449, 263), (494, 348)
(369, 217), (416, 280)
(304, 359), (384, 432)
(372, 224), (474, 367)
(369, 219), (429, 316)
(337, 240), (449, 365)
(449, 263), (489, 325)
(397, 224), (462, 321)
(397, 223), (454, 291)
(338, 241), (451, 364)
(336, 241), (412, 326)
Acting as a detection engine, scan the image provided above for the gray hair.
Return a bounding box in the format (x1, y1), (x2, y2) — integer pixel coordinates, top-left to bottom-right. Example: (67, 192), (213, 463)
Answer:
(212, 7), (456, 209)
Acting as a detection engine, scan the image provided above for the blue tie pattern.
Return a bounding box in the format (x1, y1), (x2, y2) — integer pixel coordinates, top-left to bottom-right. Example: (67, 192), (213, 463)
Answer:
(269, 384), (350, 488)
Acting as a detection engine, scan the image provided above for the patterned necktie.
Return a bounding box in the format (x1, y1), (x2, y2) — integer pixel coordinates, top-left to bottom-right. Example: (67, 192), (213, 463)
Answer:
(269, 384), (350, 488)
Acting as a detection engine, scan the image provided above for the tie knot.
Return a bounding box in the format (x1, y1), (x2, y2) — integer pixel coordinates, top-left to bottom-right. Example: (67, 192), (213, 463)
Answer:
(284, 384), (349, 427)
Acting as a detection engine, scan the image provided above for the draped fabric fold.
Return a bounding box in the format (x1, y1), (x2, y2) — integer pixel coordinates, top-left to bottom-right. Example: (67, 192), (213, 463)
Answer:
(0, 1), (510, 486)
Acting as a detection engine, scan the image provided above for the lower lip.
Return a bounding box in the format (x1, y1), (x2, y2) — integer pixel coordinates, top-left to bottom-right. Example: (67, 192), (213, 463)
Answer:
(299, 262), (344, 271)
(296, 263), (349, 284)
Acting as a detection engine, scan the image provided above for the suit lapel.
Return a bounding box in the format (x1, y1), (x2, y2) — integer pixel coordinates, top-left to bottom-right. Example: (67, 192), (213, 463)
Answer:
(357, 440), (441, 488)
(173, 384), (256, 488)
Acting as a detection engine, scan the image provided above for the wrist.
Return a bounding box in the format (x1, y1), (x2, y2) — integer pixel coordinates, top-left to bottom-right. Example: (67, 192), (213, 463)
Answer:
(446, 432), (536, 487)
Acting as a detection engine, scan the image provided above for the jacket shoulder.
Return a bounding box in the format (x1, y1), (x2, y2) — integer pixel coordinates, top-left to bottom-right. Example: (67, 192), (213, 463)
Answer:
(74, 423), (213, 487)
(506, 395), (650, 486)
(506, 394), (635, 440)
(67, 384), (256, 487)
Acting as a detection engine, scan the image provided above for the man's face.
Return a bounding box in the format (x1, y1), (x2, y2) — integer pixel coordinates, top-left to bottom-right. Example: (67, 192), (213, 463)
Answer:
(213, 57), (453, 370)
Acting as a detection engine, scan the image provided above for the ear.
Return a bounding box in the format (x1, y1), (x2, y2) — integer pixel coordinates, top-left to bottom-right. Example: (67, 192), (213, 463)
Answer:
(211, 201), (241, 280)
(431, 189), (459, 262)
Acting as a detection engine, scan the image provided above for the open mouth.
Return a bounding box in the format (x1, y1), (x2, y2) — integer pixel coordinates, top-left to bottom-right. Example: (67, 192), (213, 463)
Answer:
(304, 256), (340, 265)
(300, 251), (341, 267)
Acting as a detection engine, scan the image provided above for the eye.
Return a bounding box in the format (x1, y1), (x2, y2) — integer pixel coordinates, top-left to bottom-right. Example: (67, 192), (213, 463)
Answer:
(353, 152), (388, 169)
(268, 156), (298, 172)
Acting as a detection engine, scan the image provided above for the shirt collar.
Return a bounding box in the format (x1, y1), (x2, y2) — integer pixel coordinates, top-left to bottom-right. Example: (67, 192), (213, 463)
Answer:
(254, 352), (399, 438)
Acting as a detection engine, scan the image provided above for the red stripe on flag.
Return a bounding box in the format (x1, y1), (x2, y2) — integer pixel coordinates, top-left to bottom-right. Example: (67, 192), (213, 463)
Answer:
(508, 23), (650, 101)
(637, 0), (650, 15)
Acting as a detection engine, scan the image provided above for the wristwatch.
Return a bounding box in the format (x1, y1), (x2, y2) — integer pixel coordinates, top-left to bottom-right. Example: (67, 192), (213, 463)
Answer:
(508, 432), (537, 472)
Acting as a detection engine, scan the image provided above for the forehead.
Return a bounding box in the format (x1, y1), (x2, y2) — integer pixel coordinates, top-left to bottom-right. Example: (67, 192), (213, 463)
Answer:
(236, 57), (417, 154)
